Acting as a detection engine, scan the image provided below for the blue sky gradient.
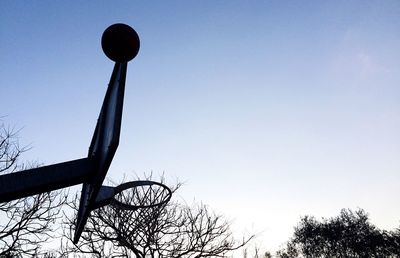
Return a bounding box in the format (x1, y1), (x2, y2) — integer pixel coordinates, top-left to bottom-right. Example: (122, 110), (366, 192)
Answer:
(1, 1), (400, 252)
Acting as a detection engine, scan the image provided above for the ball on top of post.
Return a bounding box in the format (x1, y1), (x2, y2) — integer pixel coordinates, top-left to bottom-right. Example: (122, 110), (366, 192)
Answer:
(101, 23), (140, 62)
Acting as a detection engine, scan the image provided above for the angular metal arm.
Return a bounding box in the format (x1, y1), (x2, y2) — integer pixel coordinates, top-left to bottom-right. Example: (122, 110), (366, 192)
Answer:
(0, 158), (92, 203)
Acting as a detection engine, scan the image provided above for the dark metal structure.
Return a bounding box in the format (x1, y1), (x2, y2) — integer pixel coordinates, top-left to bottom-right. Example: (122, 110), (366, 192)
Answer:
(0, 23), (172, 244)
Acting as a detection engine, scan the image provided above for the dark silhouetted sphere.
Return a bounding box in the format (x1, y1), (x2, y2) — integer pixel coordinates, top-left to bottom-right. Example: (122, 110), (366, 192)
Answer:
(101, 23), (140, 62)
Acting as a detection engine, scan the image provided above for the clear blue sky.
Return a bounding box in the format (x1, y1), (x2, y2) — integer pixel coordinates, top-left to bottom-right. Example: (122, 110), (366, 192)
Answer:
(1, 1), (400, 252)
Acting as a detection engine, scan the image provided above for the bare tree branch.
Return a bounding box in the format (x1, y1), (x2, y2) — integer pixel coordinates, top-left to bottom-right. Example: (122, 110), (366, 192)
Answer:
(0, 122), (69, 256)
(61, 176), (253, 257)
(0, 123), (29, 175)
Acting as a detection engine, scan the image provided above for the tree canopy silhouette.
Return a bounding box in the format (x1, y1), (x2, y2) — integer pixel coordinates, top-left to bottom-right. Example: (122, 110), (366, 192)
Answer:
(277, 209), (400, 258)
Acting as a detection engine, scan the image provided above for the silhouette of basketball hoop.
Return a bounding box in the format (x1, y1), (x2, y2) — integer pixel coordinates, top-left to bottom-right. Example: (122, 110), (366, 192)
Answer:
(0, 23), (172, 244)
(92, 180), (172, 211)
(113, 181), (172, 210)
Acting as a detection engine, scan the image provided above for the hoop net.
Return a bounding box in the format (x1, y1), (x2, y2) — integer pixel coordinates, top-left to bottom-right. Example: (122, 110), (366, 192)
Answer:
(111, 180), (172, 210)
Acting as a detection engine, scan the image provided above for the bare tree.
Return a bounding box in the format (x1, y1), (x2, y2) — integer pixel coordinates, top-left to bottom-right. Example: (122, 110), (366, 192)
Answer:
(61, 177), (253, 257)
(0, 122), (68, 256)
(242, 244), (272, 258)
(0, 124), (27, 174)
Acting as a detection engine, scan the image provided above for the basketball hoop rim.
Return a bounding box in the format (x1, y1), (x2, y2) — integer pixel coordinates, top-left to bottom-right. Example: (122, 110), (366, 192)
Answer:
(111, 180), (172, 210)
